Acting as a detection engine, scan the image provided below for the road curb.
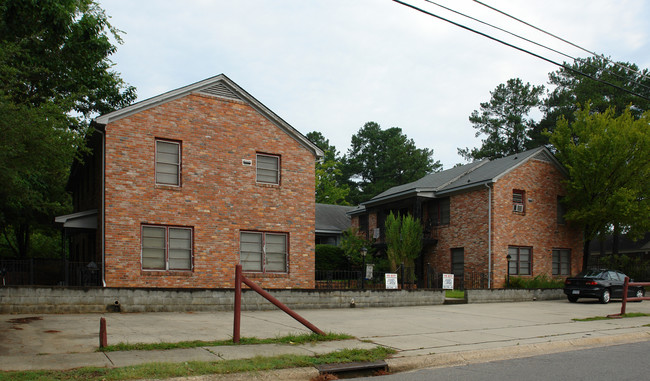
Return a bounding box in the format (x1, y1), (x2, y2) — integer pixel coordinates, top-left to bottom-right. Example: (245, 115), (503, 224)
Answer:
(386, 331), (650, 374)
(165, 332), (650, 380)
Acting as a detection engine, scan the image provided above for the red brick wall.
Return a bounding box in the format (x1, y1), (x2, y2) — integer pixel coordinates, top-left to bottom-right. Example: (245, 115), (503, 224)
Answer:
(426, 190), (489, 275)
(353, 157), (582, 289)
(490, 158), (582, 287)
(103, 93), (316, 288)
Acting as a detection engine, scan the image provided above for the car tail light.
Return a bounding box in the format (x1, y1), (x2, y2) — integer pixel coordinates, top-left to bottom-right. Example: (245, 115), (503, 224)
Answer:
(585, 281), (598, 286)
(565, 279), (571, 285)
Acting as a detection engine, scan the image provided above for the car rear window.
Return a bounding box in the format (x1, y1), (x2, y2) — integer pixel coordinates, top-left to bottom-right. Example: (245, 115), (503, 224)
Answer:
(580, 270), (607, 278)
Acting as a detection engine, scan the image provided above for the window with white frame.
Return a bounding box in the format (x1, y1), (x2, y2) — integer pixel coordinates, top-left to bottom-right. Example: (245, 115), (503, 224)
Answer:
(240, 231), (287, 273)
(552, 249), (570, 275)
(155, 140), (181, 186)
(256, 154), (280, 184)
(141, 225), (192, 270)
(508, 246), (531, 275)
(512, 189), (525, 213)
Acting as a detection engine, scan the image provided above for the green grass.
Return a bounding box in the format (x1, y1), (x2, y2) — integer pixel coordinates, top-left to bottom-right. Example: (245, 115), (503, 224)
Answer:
(100, 332), (353, 352)
(445, 290), (465, 299)
(0, 347), (396, 381)
(573, 312), (650, 321)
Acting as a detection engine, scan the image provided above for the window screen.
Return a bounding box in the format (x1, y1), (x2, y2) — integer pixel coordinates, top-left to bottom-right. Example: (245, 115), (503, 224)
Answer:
(256, 154), (280, 184)
(156, 140), (180, 185)
(240, 232), (287, 273)
(142, 225), (192, 271)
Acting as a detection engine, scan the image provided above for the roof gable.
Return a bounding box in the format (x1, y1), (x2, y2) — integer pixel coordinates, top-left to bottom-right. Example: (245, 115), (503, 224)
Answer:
(94, 74), (323, 159)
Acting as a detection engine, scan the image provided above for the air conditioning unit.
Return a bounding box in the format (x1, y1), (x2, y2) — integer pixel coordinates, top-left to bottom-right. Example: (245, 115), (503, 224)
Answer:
(514, 203), (524, 213)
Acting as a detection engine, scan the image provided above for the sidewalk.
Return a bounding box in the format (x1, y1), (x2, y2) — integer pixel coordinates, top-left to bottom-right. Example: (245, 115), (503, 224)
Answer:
(1, 300), (650, 378)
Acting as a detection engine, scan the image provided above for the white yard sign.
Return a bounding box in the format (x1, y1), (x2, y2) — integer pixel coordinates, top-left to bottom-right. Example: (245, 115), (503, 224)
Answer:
(385, 273), (398, 289)
(365, 264), (374, 280)
(442, 273), (454, 290)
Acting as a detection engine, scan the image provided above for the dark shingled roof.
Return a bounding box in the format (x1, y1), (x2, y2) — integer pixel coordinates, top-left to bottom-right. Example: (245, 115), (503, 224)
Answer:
(363, 147), (561, 207)
(316, 203), (354, 233)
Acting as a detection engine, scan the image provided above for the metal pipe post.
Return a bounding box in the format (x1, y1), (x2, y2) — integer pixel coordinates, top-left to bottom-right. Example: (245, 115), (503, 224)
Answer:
(233, 264), (242, 343)
(621, 276), (629, 315)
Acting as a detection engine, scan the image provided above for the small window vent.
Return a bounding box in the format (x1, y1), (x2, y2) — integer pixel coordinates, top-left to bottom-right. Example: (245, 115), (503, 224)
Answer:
(199, 83), (241, 100)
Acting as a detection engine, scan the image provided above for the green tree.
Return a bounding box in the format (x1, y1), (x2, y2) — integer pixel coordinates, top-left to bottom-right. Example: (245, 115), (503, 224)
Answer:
(548, 106), (650, 269)
(342, 122), (441, 204)
(306, 131), (350, 205)
(340, 227), (374, 268)
(0, 97), (83, 257)
(384, 212), (422, 282)
(0, 0), (136, 119)
(0, 0), (136, 258)
(459, 78), (545, 161)
(531, 57), (650, 147)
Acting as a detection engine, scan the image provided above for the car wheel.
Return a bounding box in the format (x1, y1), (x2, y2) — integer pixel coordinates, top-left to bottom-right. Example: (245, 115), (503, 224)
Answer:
(567, 295), (578, 303)
(633, 288), (644, 302)
(599, 289), (611, 304)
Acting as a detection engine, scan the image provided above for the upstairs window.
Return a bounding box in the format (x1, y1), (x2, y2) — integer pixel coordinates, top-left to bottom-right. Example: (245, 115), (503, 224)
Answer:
(156, 140), (181, 186)
(256, 154), (280, 184)
(426, 197), (450, 226)
(513, 189), (525, 213)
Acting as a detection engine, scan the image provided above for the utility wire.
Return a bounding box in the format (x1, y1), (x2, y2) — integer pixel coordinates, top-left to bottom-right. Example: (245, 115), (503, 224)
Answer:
(423, 0), (650, 92)
(472, 0), (650, 83)
(391, 0), (650, 101)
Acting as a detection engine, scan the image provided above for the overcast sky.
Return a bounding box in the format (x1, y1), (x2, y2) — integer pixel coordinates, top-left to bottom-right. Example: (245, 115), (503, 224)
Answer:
(98, 0), (650, 169)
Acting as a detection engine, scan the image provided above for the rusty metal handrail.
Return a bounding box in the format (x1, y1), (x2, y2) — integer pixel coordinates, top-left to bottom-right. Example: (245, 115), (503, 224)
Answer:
(608, 276), (650, 317)
(233, 264), (324, 343)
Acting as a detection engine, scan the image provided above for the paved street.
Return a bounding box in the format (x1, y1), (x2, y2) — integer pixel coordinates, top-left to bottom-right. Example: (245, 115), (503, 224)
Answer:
(1, 299), (650, 378)
(353, 340), (650, 380)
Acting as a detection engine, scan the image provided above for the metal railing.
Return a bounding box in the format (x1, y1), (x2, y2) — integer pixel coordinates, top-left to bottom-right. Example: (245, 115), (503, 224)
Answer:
(0, 259), (101, 286)
(315, 267), (491, 290)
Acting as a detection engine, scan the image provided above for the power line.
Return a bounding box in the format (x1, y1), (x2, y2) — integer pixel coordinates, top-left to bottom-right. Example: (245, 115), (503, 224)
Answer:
(472, 0), (650, 83)
(391, 0), (650, 101)
(423, 0), (650, 93)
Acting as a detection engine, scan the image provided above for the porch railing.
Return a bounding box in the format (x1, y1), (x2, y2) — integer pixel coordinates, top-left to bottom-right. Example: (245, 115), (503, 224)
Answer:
(0, 259), (101, 287)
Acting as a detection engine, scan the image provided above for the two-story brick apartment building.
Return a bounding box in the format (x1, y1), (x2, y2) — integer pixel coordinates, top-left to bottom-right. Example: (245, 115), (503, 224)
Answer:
(349, 147), (582, 288)
(57, 75), (323, 288)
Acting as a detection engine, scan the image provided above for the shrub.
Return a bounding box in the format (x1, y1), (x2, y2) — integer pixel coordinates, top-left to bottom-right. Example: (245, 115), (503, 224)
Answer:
(315, 244), (347, 271)
(507, 274), (564, 289)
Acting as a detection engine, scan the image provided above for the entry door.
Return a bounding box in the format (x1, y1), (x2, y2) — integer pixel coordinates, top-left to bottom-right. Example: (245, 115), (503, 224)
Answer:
(451, 248), (464, 278)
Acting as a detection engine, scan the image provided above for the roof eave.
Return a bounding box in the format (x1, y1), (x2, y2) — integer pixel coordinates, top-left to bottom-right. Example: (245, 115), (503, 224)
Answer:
(362, 188), (435, 208)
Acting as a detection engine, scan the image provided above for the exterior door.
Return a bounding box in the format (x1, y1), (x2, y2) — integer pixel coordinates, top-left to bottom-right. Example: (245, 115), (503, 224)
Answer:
(451, 248), (464, 287)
